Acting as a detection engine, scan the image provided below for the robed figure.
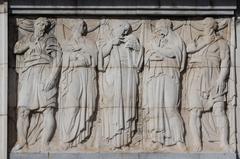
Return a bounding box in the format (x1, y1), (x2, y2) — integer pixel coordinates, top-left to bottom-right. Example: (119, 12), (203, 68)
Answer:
(59, 20), (98, 150)
(143, 19), (186, 151)
(98, 21), (143, 149)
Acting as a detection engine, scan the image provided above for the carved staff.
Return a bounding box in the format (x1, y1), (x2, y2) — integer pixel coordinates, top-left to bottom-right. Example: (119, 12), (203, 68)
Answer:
(137, 19), (145, 71)
(97, 19), (109, 71)
(227, 17), (237, 151)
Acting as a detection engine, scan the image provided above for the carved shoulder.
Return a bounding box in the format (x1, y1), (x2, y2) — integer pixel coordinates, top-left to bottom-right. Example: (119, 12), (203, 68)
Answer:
(125, 34), (140, 51)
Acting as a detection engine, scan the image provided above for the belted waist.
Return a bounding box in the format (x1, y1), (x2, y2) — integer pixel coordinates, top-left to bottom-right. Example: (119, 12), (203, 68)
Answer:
(189, 56), (220, 65)
(22, 56), (51, 72)
(24, 54), (52, 63)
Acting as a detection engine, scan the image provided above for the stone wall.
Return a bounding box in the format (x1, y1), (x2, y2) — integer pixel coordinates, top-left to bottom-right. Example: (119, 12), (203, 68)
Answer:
(2, 0), (240, 159)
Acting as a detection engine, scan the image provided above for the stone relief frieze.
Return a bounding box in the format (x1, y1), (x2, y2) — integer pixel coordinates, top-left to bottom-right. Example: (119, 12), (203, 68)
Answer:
(12, 17), (62, 152)
(142, 19), (186, 151)
(97, 20), (143, 150)
(185, 17), (232, 152)
(10, 17), (236, 153)
(58, 20), (99, 150)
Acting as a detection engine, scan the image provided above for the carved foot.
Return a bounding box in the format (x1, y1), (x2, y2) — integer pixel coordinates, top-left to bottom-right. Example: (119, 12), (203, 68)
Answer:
(60, 142), (71, 151)
(192, 143), (202, 152)
(221, 144), (234, 153)
(142, 141), (152, 151)
(148, 142), (162, 151)
(12, 142), (26, 152)
(111, 146), (121, 151)
(176, 142), (187, 152)
(121, 146), (130, 151)
(40, 143), (50, 152)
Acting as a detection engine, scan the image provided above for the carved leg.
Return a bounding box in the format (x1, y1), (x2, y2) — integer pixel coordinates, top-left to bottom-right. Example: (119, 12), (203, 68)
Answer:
(166, 108), (186, 152)
(60, 142), (71, 151)
(189, 108), (202, 152)
(12, 107), (30, 151)
(212, 102), (233, 152)
(41, 108), (55, 152)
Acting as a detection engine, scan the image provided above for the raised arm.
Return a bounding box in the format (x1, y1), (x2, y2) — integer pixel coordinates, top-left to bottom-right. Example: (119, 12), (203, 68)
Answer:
(14, 38), (30, 54)
(219, 40), (230, 82)
(100, 37), (122, 58)
(88, 19), (108, 33)
(101, 40), (114, 58)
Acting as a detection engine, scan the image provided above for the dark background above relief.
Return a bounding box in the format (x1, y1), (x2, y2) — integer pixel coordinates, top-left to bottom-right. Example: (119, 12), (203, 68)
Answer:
(9, 0), (236, 7)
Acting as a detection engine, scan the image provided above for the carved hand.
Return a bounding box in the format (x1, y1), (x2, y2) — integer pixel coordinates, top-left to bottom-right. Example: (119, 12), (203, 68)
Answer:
(111, 37), (124, 46)
(215, 78), (226, 94)
(149, 51), (164, 61)
(44, 77), (55, 91)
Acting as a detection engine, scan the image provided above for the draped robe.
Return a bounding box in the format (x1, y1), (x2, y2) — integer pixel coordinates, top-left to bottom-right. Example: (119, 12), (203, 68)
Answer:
(143, 31), (186, 145)
(98, 34), (143, 148)
(59, 37), (98, 146)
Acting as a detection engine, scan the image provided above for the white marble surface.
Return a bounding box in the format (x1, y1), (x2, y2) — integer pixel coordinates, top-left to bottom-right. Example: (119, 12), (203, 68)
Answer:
(3, 1), (240, 159)
(0, 12), (8, 115)
(235, 18), (240, 152)
(0, 2), (8, 159)
(6, 17), (235, 154)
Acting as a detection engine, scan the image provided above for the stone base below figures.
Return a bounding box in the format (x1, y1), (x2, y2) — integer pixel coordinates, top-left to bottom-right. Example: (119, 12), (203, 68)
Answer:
(10, 152), (237, 159)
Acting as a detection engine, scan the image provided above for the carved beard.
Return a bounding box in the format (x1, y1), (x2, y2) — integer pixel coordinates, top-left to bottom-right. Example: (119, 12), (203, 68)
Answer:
(158, 33), (167, 47)
(33, 29), (45, 41)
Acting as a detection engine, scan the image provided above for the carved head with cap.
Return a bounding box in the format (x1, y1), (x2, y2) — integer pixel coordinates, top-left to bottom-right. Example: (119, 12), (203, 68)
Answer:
(112, 21), (132, 37)
(33, 17), (51, 39)
(154, 19), (172, 38)
(202, 17), (218, 36)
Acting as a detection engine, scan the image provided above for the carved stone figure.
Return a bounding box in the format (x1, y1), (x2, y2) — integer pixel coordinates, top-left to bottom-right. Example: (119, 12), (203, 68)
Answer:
(143, 19), (186, 151)
(58, 20), (98, 150)
(12, 17), (62, 151)
(186, 17), (232, 152)
(98, 20), (143, 149)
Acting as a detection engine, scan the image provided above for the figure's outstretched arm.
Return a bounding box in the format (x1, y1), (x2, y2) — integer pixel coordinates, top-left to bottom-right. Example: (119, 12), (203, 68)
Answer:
(219, 41), (230, 82)
(172, 21), (186, 31)
(88, 24), (100, 33)
(14, 38), (29, 54)
(88, 19), (108, 33)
